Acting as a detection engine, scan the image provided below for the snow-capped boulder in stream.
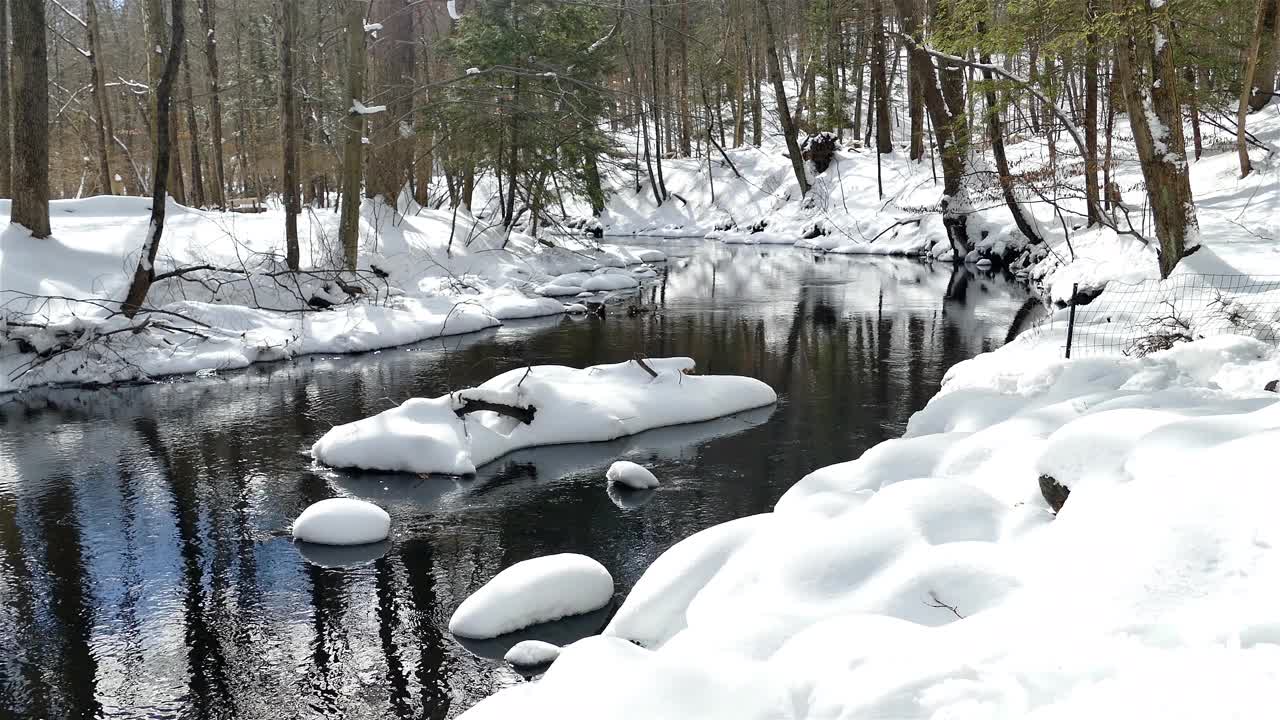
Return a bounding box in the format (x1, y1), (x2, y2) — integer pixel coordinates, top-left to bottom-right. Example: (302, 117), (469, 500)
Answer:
(291, 498), (391, 545)
(310, 357), (777, 475)
(504, 640), (562, 669)
(606, 460), (659, 489)
(450, 554), (614, 639)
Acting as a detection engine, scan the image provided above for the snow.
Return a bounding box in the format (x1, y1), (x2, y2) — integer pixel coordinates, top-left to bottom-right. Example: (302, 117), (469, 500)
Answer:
(350, 99), (386, 115)
(449, 554), (614, 639)
(461, 328), (1280, 719)
(290, 497), (390, 546)
(0, 196), (664, 393)
(504, 640), (561, 668)
(311, 357), (777, 475)
(605, 460), (658, 489)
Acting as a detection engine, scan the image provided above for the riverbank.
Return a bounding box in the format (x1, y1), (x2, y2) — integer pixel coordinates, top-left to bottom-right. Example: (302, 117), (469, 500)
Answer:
(457, 109), (1280, 719)
(460, 304), (1280, 720)
(0, 196), (663, 393)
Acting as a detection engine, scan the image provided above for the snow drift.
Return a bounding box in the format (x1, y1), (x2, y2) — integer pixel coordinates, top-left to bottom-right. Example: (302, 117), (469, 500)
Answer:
(310, 357), (778, 475)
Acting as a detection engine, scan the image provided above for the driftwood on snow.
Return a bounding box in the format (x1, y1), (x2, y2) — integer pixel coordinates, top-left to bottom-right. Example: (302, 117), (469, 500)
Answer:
(454, 399), (537, 424)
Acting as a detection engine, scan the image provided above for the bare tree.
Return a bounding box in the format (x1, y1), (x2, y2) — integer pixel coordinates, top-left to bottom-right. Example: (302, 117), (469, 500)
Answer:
(11, 0), (50, 237)
(1114, 0), (1200, 277)
(0, 0), (13, 199)
(339, 0), (369, 270)
(86, 0), (115, 195)
(758, 0), (809, 196)
(123, 0), (186, 315)
(198, 0), (227, 208)
(280, 0), (301, 269)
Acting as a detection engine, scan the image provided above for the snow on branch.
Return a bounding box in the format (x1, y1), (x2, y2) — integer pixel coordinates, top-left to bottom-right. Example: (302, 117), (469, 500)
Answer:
(351, 99), (387, 115)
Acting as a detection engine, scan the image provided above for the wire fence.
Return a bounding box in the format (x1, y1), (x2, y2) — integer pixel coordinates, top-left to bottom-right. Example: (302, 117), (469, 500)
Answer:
(1029, 274), (1280, 358)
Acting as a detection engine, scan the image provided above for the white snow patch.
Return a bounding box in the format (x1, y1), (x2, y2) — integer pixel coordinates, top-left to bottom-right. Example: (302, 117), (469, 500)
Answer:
(504, 640), (561, 667)
(449, 554), (614, 639)
(606, 460), (659, 489)
(291, 498), (390, 545)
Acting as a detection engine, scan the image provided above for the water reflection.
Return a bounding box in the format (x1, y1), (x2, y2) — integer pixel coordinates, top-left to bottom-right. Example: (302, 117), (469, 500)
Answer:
(0, 243), (1029, 719)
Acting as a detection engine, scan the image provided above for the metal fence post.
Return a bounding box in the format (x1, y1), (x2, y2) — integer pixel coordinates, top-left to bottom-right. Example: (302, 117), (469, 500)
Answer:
(1065, 282), (1078, 359)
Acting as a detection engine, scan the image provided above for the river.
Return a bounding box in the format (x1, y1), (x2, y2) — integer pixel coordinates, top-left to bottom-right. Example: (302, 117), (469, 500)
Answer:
(0, 240), (1031, 719)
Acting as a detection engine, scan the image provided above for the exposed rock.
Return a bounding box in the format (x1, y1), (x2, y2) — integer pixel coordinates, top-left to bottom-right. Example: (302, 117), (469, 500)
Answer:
(1039, 474), (1070, 513)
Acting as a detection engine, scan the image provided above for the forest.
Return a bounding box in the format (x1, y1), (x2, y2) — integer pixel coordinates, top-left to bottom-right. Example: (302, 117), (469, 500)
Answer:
(6, 0), (1272, 282)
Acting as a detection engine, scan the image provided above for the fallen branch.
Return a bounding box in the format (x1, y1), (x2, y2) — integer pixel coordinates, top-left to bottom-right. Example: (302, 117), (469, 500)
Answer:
(632, 355), (658, 378)
(454, 399), (537, 424)
(925, 591), (965, 619)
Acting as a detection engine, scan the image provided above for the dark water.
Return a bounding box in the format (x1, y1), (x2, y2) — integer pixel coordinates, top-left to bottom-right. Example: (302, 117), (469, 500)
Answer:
(0, 241), (1029, 719)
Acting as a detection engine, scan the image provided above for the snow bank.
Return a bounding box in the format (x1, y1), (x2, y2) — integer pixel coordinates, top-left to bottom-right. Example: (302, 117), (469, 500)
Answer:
(0, 197), (662, 392)
(606, 460), (659, 489)
(460, 330), (1280, 719)
(449, 554), (614, 639)
(291, 498), (390, 545)
(504, 640), (561, 668)
(311, 357), (777, 475)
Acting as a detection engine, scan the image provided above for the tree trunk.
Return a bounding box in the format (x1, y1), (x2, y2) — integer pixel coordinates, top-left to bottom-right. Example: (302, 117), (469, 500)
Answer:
(678, 0), (692, 155)
(749, 38), (763, 147)
(10, 0), (50, 237)
(122, 0), (185, 316)
(86, 0), (115, 196)
(505, 76), (520, 226)
(339, 0), (368, 270)
(279, 0), (300, 269)
(981, 47), (1042, 245)
(0, 0), (10, 199)
(758, 0), (810, 196)
(198, 0), (226, 208)
(648, 0), (668, 200)
(414, 47), (433, 208)
(182, 56), (206, 208)
(1114, 0), (1200, 278)
(895, 2), (970, 260)
(1250, 0), (1280, 111)
(870, 0), (892, 153)
(1240, 0), (1269, 176)
(366, 0), (415, 204)
(1084, 0), (1101, 225)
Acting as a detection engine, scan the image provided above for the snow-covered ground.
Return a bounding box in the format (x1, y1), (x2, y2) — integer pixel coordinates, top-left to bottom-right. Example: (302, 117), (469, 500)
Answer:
(459, 320), (1280, 719)
(0, 196), (664, 393)
(457, 98), (1280, 720)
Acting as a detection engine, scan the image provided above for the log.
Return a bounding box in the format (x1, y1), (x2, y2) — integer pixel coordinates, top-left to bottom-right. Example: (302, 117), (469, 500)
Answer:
(454, 399), (537, 424)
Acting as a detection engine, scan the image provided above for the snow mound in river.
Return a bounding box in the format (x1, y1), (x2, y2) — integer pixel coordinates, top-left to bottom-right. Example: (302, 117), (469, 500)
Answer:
(291, 498), (390, 545)
(310, 357), (777, 475)
(505, 640), (562, 668)
(450, 554), (614, 639)
(606, 460), (659, 489)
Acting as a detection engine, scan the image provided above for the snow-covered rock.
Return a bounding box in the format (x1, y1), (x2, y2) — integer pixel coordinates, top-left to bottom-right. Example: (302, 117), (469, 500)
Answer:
(449, 554), (614, 639)
(504, 640), (562, 668)
(291, 498), (390, 546)
(311, 357), (777, 475)
(605, 460), (659, 489)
